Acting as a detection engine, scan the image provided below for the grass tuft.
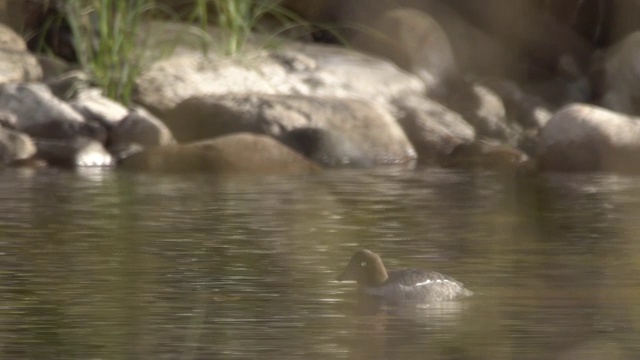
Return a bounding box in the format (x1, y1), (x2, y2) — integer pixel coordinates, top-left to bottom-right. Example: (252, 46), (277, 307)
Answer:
(55, 0), (331, 104)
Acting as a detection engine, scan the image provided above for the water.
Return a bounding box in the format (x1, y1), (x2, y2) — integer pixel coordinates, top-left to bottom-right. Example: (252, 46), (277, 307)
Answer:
(0, 167), (638, 359)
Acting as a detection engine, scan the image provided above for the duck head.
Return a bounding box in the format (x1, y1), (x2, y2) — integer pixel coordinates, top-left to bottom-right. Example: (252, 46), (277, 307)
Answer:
(336, 249), (389, 286)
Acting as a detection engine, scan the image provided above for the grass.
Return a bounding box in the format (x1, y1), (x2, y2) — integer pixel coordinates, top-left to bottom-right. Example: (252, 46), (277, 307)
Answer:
(62, 0), (153, 105)
(191, 0), (313, 56)
(45, 0), (320, 104)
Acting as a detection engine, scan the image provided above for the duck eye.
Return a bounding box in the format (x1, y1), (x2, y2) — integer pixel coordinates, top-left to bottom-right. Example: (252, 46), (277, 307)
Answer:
(360, 261), (367, 267)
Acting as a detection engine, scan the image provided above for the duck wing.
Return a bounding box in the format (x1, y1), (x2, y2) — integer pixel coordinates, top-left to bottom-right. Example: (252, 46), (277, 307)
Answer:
(388, 269), (473, 300)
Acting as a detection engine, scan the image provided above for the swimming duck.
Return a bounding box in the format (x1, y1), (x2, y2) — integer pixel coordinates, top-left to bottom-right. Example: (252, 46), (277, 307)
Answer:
(336, 249), (472, 303)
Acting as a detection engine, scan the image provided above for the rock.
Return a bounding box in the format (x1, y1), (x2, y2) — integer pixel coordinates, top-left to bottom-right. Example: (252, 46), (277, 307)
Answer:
(70, 88), (129, 126)
(46, 70), (91, 100)
(35, 137), (114, 168)
(109, 106), (176, 149)
(36, 54), (72, 80)
(449, 0), (594, 76)
(417, 2), (519, 78)
(538, 104), (640, 173)
(163, 94), (416, 166)
(119, 133), (321, 174)
(593, 31), (640, 116)
(438, 81), (515, 143)
(483, 79), (553, 129)
(353, 8), (457, 97)
(0, 83), (103, 141)
(392, 95), (475, 163)
(0, 23), (42, 83)
(0, 109), (17, 129)
(441, 138), (531, 171)
(134, 21), (424, 115)
(0, 128), (36, 164)
(280, 128), (374, 168)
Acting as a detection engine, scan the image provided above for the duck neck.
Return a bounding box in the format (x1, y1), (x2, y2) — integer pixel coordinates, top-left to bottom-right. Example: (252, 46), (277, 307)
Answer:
(368, 263), (389, 286)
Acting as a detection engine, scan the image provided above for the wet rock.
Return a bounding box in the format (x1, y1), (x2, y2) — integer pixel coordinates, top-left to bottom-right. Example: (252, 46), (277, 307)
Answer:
(134, 21), (424, 115)
(0, 23), (42, 83)
(392, 95), (475, 163)
(35, 137), (114, 168)
(538, 104), (640, 173)
(280, 128), (374, 168)
(0, 127), (36, 164)
(109, 106), (176, 150)
(22, 120), (107, 144)
(119, 133), (321, 174)
(163, 94), (416, 166)
(441, 138), (531, 171)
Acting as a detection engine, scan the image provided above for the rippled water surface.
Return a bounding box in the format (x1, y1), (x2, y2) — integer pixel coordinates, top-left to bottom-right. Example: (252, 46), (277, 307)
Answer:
(0, 167), (639, 359)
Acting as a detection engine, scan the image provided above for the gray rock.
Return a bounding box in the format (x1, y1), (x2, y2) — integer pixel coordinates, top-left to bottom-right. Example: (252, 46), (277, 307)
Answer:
(70, 88), (129, 126)
(134, 21), (424, 115)
(119, 132), (321, 174)
(110, 106), (176, 149)
(0, 82), (107, 142)
(439, 82), (514, 143)
(538, 103), (640, 173)
(0, 83), (95, 139)
(0, 23), (42, 83)
(35, 138), (114, 168)
(0, 127), (36, 164)
(392, 95), (475, 163)
(0, 109), (17, 129)
(483, 79), (553, 129)
(353, 8), (457, 97)
(163, 94), (416, 166)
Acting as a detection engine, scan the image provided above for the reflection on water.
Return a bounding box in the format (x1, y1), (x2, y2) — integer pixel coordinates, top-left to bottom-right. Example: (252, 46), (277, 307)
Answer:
(0, 168), (639, 359)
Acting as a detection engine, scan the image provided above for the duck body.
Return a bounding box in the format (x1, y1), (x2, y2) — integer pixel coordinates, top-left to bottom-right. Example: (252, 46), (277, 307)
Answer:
(337, 249), (472, 304)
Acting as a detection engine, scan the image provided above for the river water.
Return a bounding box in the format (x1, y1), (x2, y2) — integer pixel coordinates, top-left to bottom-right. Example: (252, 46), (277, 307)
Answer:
(0, 167), (638, 359)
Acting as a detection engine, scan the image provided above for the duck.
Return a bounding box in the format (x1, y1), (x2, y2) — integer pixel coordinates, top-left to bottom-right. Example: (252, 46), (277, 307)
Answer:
(336, 249), (472, 304)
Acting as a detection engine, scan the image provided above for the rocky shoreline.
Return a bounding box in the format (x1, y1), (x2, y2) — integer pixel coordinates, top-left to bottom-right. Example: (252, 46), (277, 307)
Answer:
(1, 4), (640, 175)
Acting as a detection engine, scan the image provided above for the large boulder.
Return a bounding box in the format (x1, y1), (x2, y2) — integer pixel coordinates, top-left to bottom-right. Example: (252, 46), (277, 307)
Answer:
(0, 83), (104, 141)
(163, 94), (416, 166)
(352, 8), (458, 97)
(134, 21), (424, 115)
(538, 104), (640, 173)
(119, 133), (321, 174)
